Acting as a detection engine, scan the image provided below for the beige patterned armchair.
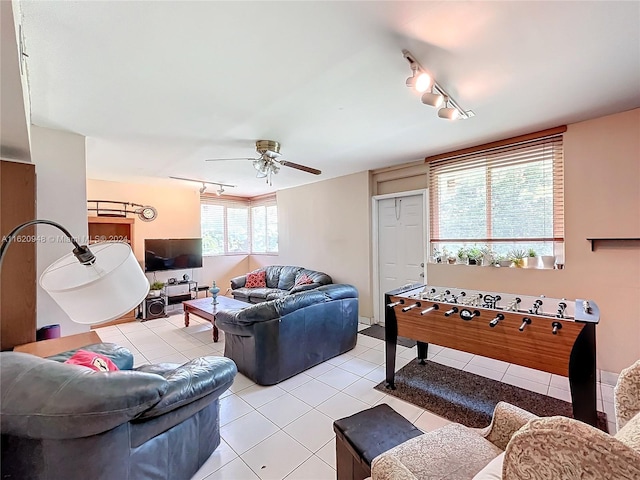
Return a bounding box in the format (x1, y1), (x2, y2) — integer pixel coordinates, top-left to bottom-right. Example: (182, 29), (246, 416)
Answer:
(371, 360), (640, 480)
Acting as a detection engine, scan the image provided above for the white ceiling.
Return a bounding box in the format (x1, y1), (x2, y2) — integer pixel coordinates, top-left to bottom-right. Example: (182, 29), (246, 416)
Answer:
(18, 1), (640, 197)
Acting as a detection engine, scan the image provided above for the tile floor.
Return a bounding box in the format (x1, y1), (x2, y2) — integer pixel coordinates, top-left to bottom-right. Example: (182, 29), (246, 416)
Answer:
(95, 315), (617, 480)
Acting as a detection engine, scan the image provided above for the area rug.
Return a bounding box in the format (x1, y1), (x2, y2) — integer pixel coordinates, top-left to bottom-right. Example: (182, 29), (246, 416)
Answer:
(360, 324), (416, 348)
(374, 359), (608, 432)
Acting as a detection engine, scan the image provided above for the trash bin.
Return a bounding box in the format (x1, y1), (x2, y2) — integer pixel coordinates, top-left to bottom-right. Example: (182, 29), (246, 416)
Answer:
(36, 324), (61, 341)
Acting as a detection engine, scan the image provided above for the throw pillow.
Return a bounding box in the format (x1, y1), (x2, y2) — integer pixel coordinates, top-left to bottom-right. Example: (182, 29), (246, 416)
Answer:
(245, 270), (267, 288)
(471, 452), (504, 480)
(65, 350), (119, 372)
(294, 274), (314, 287)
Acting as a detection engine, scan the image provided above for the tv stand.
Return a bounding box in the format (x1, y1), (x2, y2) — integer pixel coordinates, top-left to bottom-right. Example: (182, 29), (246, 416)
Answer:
(164, 281), (197, 314)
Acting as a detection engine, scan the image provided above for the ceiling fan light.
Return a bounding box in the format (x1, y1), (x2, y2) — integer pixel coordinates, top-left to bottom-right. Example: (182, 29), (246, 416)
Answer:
(253, 159), (264, 172)
(438, 106), (460, 120)
(421, 91), (444, 108)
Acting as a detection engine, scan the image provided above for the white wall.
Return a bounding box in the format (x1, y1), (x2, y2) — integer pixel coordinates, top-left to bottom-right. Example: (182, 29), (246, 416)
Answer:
(30, 125), (88, 335)
(251, 171), (373, 318)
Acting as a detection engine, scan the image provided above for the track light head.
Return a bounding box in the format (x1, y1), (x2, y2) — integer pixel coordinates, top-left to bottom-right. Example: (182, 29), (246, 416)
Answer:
(199, 184), (207, 194)
(406, 71), (433, 93)
(216, 186), (224, 196)
(437, 106), (461, 121)
(421, 91), (445, 108)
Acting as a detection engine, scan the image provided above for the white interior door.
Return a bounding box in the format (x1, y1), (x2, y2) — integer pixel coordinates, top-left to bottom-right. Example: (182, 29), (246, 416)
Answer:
(376, 193), (426, 323)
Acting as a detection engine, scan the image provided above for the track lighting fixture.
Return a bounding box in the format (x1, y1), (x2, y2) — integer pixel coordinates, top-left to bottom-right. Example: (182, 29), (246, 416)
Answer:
(421, 90), (445, 108)
(402, 49), (475, 120)
(169, 176), (236, 195)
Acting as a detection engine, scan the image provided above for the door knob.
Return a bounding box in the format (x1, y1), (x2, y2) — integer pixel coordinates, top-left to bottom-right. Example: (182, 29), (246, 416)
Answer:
(419, 272), (424, 277)
(420, 263), (424, 267)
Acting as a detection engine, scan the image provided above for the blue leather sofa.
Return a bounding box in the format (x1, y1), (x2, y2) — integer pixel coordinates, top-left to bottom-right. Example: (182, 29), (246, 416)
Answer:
(230, 265), (332, 303)
(0, 343), (237, 480)
(216, 284), (358, 385)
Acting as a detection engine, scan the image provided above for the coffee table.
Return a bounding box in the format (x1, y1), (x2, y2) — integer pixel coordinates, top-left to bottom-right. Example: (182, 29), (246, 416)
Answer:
(183, 296), (249, 342)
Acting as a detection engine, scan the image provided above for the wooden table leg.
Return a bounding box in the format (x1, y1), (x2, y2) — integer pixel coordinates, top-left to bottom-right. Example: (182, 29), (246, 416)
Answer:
(184, 309), (190, 327)
(212, 317), (219, 342)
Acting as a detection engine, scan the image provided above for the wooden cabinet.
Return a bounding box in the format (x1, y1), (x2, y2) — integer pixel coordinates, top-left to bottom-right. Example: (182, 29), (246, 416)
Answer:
(0, 160), (36, 350)
(87, 216), (134, 245)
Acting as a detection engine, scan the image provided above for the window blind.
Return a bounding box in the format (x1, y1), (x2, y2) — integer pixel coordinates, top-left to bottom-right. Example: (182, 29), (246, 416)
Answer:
(250, 194), (278, 253)
(428, 135), (564, 257)
(200, 194), (278, 255)
(200, 195), (250, 255)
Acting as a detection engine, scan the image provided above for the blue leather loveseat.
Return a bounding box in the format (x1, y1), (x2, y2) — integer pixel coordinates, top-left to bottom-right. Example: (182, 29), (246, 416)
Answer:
(216, 284), (358, 385)
(230, 265), (332, 303)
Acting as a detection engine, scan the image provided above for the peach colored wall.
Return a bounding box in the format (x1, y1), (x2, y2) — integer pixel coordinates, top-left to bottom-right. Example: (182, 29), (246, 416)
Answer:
(250, 171), (373, 318)
(374, 109), (640, 373)
(86, 179), (249, 291)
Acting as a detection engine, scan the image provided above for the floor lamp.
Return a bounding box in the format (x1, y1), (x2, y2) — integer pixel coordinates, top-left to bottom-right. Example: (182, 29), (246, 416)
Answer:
(0, 220), (149, 325)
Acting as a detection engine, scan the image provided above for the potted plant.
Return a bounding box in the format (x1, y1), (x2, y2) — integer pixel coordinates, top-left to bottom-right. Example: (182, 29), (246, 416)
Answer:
(432, 247), (442, 263)
(467, 247), (483, 265)
(540, 254), (556, 269)
(495, 254), (512, 267)
(524, 248), (539, 269)
(456, 247), (469, 265)
(481, 246), (496, 267)
(149, 281), (165, 296)
(508, 249), (526, 268)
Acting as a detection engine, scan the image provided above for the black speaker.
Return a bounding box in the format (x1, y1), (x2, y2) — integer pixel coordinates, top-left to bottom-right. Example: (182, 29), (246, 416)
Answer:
(143, 297), (165, 320)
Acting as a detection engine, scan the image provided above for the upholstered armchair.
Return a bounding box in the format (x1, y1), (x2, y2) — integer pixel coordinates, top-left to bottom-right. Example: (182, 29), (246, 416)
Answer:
(371, 360), (640, 480)
(1, 343), (237, 480)
(370, 402), (535, 479)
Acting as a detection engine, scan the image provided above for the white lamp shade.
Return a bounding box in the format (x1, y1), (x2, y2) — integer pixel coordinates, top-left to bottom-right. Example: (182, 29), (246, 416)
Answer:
(39, 242), (150, 325)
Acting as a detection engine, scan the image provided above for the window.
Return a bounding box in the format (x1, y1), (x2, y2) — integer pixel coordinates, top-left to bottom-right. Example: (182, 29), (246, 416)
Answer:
(200, 194), (278, 255)
(428, 131), (564, 259)
(251, 197), (278, 253)
(201, 197), (250, 255)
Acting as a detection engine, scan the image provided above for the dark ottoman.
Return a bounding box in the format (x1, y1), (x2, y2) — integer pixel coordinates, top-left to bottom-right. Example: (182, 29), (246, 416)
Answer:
(333, 403), (423, 480)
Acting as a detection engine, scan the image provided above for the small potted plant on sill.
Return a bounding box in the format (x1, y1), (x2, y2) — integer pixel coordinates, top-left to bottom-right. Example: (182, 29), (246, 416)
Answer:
(149, 281), (165, 297)
(495, 254), (512, 267)
(523, 248), (539, 269)
(481, 246), (496, 267)
(456, 247), (469, 265)
(467, 247), (483, 265)
(508, 249), (527, 268)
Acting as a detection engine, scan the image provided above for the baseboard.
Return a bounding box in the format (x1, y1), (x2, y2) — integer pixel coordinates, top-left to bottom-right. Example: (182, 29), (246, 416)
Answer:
(358, 316), (374, 325)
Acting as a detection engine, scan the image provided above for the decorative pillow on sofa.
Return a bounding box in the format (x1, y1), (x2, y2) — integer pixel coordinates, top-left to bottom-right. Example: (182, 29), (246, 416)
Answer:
(246, 270), (267, 288)
(294, 274), (314, 287)
(64, 350), (119, 372)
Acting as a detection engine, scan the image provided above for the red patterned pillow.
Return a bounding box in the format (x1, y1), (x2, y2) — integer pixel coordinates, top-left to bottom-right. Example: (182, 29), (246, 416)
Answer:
(245, 270), (266, 288)
(294, 274), (314, 287)
(65, 350), (119, 372)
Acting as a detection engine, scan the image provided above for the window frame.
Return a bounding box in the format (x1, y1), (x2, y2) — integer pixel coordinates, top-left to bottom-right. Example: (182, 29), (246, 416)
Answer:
(427, 128), (565, 258)
(200, 194), (278, 256)
(250, 195), (278, 254)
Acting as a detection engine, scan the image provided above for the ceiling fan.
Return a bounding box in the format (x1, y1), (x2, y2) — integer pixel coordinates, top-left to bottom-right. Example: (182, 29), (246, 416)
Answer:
(205, 140), (321, 186)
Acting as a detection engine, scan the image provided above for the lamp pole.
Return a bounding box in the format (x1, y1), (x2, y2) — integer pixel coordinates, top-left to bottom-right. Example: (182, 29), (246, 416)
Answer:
(0, 219), (96, 268)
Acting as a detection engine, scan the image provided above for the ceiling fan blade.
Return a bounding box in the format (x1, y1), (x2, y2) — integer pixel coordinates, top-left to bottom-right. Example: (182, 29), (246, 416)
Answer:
(204, 157), (255, 162)
(279, 161), (321, 175)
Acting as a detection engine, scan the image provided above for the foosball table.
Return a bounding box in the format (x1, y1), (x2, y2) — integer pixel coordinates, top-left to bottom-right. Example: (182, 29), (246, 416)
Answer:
(384, 283), (600, 426)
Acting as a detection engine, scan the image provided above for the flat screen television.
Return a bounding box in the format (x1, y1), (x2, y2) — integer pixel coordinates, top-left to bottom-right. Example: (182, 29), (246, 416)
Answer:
(144, 238), (203, 272)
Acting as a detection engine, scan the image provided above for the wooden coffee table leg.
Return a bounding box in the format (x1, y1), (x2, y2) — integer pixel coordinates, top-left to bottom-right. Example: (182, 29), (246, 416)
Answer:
(184, 309), (190, 327)
(213, 321), (219, 342)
